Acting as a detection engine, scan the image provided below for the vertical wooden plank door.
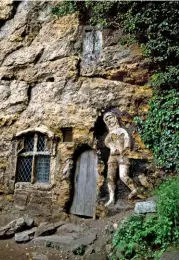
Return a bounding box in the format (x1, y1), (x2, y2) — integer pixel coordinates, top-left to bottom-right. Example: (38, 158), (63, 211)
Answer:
(70, 150), (98, 217)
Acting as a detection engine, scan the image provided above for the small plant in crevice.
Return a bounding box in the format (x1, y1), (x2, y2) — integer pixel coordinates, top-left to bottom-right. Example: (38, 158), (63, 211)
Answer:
(52, 1), (78, 17)
(119, 34), (137, 46)
(110, 177), (179, 260)
(72, 245), (86, 256)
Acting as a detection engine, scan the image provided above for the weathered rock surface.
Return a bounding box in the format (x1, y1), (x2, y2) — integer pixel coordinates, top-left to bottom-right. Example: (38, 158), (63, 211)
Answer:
(35, 221), (64, 237)
(24, 215), (34, 228)
(0, 215), (34, 238)
(35, 223), (56, 237)
(108, 200), (134, 215)
(71, 233), (97, 250)
(0, 0), (153, 217)
(15, 227), (37, 242)
(0, 0), (14, 20)
(33, 235), (75, 247)
(56, 223), (84, 234)
(32, 232), (97, 251)
(134, 200), (156, 214)
(161, 251), (179, 260)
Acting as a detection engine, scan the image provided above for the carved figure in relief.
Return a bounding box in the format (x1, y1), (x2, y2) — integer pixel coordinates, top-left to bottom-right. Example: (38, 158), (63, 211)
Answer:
(103, 111), (138, 206)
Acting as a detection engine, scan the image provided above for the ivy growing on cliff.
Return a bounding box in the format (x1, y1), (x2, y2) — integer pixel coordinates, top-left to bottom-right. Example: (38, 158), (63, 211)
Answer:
(52, 1), (179, 172)
(120, 1), (179, 172)
(135, 89), (179, 172)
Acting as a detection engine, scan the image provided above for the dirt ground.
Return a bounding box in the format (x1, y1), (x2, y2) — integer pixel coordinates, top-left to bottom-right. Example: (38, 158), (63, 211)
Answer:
(0, 209), (132, 260)
(0, 239), (74, 260)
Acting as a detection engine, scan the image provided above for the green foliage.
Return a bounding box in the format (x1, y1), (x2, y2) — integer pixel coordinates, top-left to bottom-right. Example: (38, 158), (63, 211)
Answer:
(73, 245), (86, 256)
(122, 2), (179, 68)
(135, 89), (179, 172)
(52, 1), (78, 17)
(123, 2), (179, 172)
(155, 177), (179, 226)
(151, 66), (179, 89)
(119, 35), (136, 46)
(51, 1), (133, 27)
(110, 177), (179, 260)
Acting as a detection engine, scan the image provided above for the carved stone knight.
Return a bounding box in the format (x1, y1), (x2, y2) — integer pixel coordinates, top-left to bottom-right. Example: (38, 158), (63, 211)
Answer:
(103, 111), (138, 206)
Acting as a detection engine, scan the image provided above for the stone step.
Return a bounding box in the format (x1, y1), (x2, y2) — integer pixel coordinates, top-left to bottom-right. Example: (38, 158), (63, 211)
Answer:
(32, 232), (97, 251)
(15, 227), (37, 242)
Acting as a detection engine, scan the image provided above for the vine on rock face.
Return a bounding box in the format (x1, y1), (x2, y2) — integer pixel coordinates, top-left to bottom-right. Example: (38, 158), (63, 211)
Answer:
(123, 2), (179, 173)
(135, 89), (179, 172)
(52, 1), (179, 172)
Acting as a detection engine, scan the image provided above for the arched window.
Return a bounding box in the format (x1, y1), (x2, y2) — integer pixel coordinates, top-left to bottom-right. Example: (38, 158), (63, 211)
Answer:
(16, 132), (51, 183)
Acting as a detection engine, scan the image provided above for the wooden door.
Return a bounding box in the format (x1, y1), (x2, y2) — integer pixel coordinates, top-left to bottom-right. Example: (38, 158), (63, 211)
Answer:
(70, 150), (98, 217)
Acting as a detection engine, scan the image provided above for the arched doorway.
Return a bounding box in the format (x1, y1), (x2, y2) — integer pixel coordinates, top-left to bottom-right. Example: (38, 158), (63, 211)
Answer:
(70, 150), (98, 217)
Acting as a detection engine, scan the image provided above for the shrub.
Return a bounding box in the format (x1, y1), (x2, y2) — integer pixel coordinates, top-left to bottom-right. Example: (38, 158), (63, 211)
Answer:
(110, 177), (179, 260)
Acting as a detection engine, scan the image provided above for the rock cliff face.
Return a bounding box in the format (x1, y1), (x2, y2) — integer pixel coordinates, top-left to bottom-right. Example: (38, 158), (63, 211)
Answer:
(0, 1), (152, 219)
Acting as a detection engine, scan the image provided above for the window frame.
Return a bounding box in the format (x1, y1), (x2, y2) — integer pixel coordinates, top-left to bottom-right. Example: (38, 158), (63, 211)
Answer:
(16, 132), (51, 184)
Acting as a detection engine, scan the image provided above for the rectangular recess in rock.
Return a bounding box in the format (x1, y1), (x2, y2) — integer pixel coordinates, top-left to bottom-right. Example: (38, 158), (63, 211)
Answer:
(61, 128), (73, 142)
(83, 29), (102, 63)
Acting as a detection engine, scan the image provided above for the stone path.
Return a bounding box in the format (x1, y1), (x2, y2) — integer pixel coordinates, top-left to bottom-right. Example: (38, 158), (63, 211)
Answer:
(0, 208), (133, 260)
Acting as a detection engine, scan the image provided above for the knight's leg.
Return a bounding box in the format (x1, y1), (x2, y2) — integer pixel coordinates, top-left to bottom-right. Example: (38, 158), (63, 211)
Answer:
(105, 156), (117, 206)
(119, 164), (137, 199)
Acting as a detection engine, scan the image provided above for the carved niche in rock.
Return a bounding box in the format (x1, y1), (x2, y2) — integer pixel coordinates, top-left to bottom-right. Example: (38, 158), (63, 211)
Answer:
(80, 26), (102, 76)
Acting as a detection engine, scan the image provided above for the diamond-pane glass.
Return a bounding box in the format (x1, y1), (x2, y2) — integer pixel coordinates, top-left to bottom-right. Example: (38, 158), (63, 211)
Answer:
(25, 135), (34, 151)
(36, 155), (50, 183)
(17, 157), (32, 182)
(37, 134), (45, 151)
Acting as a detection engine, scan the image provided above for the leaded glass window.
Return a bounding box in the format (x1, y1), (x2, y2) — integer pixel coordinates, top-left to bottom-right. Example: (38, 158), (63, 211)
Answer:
(16, 157), (32, 182)
(36, 155), (50, 183)
(24, 134), (34, 152)
(37, 134), (45, 151)
(16, 133), (50, 183)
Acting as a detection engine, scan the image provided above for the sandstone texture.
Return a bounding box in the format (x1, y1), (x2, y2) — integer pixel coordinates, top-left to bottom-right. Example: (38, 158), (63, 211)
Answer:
(0, 1), (153, 219)
(0, 0), (14, 21)
(35, 221), (65, 237)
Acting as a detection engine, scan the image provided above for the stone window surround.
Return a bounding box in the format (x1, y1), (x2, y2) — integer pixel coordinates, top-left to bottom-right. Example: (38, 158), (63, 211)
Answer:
(16, 133), (51, 184)
(6, 126), (58, 193)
